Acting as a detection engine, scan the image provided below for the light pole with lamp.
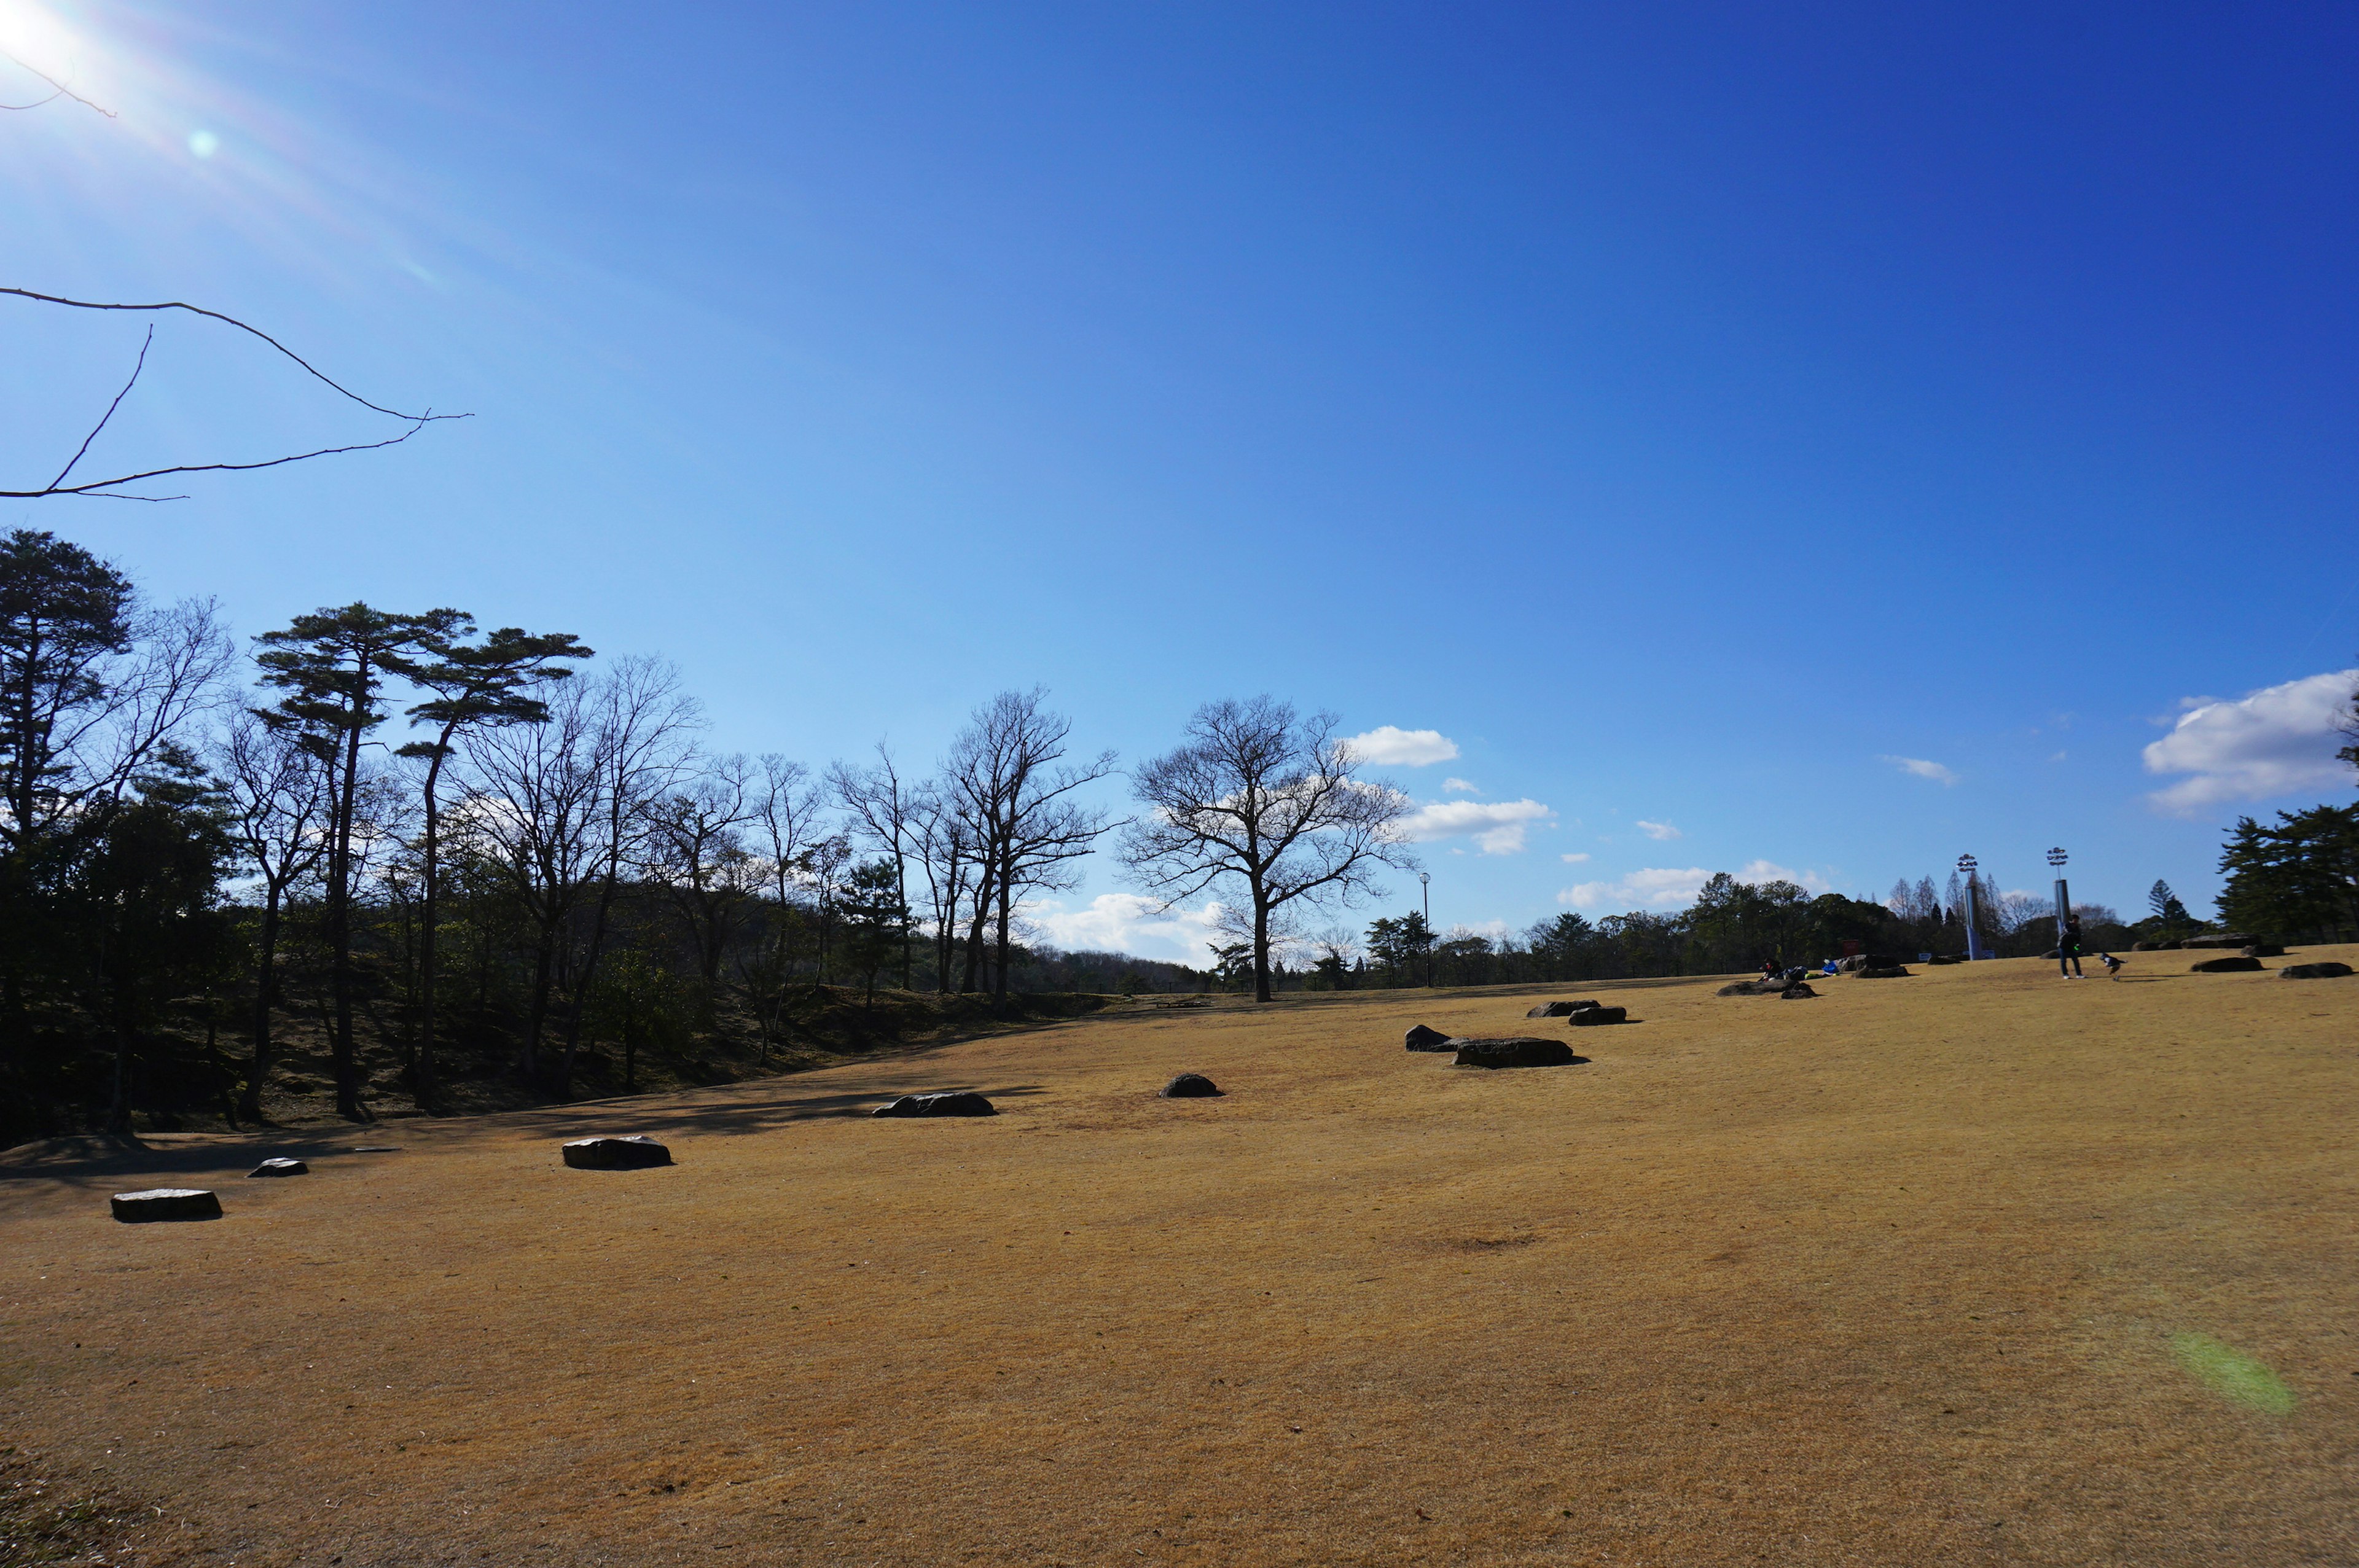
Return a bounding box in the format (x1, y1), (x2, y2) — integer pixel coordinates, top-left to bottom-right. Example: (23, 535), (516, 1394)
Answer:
(1958, 853), (1984, 960)
(2048, 847), (2070, 946)
(1420, 871), (1433, 988)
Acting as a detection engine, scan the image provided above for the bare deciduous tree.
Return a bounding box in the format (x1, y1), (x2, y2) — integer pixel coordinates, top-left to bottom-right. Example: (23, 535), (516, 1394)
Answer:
(644, 754), (762, 1012)
(830, 744), (918, 991)
(214, 712), (331, 1123)
(944, 689), (1116, 1009)
(1122, 697), (1417, 1002)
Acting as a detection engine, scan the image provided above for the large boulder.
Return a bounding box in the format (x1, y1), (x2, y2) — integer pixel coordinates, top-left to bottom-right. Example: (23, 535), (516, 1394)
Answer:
(2181, 934), (2257, 950)
(561, 1134), (674, 1169)
(872, 1091), (997, 1118)
(247, 1157), (307, 1177)
(1404, 1024), (1454, 1051)
(2242, 943), (2288, 959)
(1160, 1072), (1223, 1099)
(1525, 999), (1603, 1018)
(1836, 954), (1897, 973)
(2279, 961), (2352, 980)
(1568, 1004), (1628, 1025)
(1853, 966), (1912, 979)
(2188, 956), (2264, 973)
(1449, 1037), (1580, 1069)
(111, 1188), (222, 1223)
(1780, 982), (1817, 998)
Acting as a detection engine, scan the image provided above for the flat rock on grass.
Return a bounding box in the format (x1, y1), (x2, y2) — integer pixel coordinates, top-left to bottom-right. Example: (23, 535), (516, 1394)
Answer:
(1160, 1072), (1223, 1099)
(2189, 956), (2264, 973)
(2279, 961), (2353, 979)
(1568, 1004), (1629, 1025)
(1404, 1024), (1453, 1051)
(561, 1135), (674, 1169)
(1524, 1000), (1600, 1018)
(247, 1158), (307, 1177)
(1449, 1037), (1581, 1069)
(873, 1092), (997, 1118)
(110, 1188), (221, 1223)
(1718, 978), (1788, 996)
(1780, 982), (1818, 998)
(1853, 966), (1912, 979)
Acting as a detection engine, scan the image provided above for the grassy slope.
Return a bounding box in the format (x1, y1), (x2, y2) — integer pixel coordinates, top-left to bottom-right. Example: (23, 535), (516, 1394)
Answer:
(2, 951), (2354, 1566)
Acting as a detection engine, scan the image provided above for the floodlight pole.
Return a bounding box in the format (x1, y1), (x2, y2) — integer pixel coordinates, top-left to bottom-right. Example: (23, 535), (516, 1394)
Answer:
(2048, 847), (2070, 946)
(1420, 872), (1433, 988)
(1957, 853), (1983, 960)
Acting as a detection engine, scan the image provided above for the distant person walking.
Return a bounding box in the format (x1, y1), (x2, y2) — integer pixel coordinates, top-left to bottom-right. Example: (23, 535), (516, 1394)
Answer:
(2057, 916), (2086, 980)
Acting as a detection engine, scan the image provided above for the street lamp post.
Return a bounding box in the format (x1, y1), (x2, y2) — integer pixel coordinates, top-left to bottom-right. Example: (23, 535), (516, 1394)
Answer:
(1957, 853), (1982, 960)
(2047, 846), (2070, 946)
(1420, 871), (1433, 988)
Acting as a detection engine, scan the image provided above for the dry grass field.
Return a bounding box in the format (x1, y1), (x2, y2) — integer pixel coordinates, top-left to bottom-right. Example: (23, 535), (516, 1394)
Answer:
(4, 951), (2356, 1567)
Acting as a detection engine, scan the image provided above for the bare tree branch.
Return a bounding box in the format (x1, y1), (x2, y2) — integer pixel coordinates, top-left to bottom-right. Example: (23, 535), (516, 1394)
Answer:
(2, 287), (468, 500)
(0, 51), (116, 116)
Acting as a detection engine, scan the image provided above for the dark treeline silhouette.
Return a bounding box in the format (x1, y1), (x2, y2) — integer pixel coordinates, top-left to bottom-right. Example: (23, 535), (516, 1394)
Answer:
(0, 533), (1197, 1142)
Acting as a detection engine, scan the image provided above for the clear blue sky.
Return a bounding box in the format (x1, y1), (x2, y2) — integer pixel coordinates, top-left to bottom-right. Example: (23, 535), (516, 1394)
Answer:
(6, 2), (2355, 961)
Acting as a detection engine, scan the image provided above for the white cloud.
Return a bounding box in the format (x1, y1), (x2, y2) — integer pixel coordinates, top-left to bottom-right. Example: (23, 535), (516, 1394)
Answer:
(1399, 797), (1552, 854)
(1559, 861), (1831, 910)
(1442, 777), (1479, 794)
(1019, 894), (1226, 965)
(1634, 819), (1682, 841)
(1879, 755), (1959, 786)
(1738, 859), (1833, 895)
(1344, 725), (1460, 766)
(2142, 669), (2357, 815)
(1560, 867), (1713, 910)
(1560, 851), (1590, 864)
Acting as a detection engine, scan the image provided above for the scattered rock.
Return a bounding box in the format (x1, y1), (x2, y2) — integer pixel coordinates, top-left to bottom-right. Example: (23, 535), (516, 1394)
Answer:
(1780, 982), (1817, 998)
(1717, 978), (1786, 996)
(1836, 954), (1897, 973)
(1404, 1024), (1454, 1051)
(1449, 1037), (1581, 1069)
(247, 1158), (307, 1177)
(1853, 966), (1912, 979)
(1160, 1072), (1223, 1098)
(2280, 961), (2353, 979)
(2242, 943), (2287, 959)
(561, 1134), (675, 1169)
(2181, 934), (2258, 950)
(1927, 954), (1965, 965)
(872, 1091), (997, 1118)
(2188, 956), (2264, 973)
(1568, 1004), (1628, 1025)
(111, 1188), (221, 1223)
(1524, 1000), (1602, 1018)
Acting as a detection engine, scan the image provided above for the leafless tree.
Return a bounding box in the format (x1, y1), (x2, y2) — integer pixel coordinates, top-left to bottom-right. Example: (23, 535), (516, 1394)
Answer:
(214, 713), (332, 1122)
(643, 754), (762, 1004)
(741, 755), (826, 1055)
(830, 744), (918, 990)
(558, 658), (698, 1082)
(2, 290), (466, 501)
(460, 684), (608, 1089)
(909, 784), (977, 994)
(1122, 697), (1417, 1002)
(944, 689), (1117, 1009)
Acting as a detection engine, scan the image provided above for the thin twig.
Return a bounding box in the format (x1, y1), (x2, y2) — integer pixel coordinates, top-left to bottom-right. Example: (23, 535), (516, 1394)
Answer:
(48, 326), (152, 490)
(2, 287), (460, 423)
(2, 419), (437, 500)
(0, 51), (117, 117)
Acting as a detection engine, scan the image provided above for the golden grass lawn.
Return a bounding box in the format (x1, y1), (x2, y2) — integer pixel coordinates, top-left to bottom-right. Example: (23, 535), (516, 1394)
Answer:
(4, 951), (2356, 1567)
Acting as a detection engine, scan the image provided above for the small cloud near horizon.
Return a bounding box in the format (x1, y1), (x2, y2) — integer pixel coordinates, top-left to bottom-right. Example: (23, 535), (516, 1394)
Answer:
(1562, 859), (1832, 911)
(1344, 726), (1459, 766)
(1880, 755), (1959, 786)
(1634, 819), (1681, 841)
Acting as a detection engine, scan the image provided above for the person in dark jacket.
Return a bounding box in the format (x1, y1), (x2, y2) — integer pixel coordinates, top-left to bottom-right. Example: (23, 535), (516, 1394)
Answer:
(2058, 916), (2086, 979)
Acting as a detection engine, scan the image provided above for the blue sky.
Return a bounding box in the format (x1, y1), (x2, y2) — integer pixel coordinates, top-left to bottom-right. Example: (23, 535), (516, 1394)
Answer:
(5, 2), (2356, 961)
